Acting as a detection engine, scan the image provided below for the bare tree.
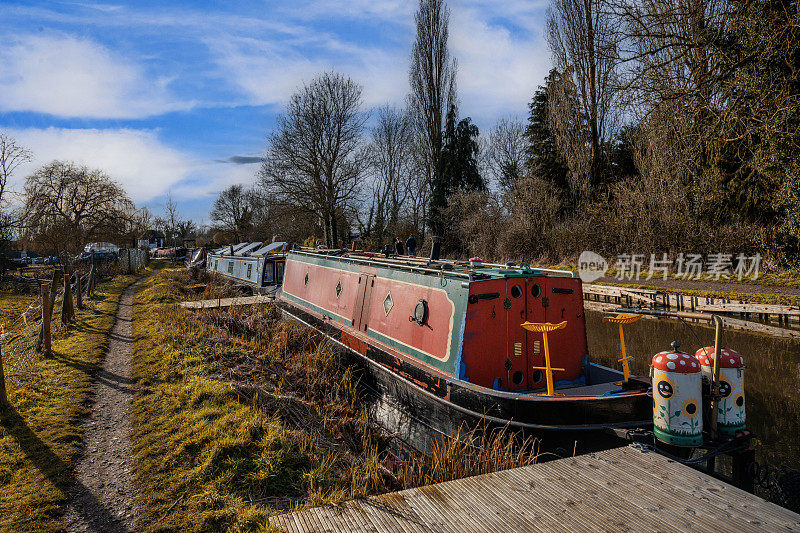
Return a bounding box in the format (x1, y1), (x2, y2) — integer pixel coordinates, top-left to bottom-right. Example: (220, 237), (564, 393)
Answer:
(407, 135), (432, 238)
(486, 117), (528, 190)
(23, 161), (134, 256)
(611, 0), (734, 199)
(0, 133), (32, 209)
(210, 184), (254, 243)
(547, 0), (622, 194)
(360, 105), (413, 243)
(408, 0), (458, 234)
(164, 192), (180, 246)
(176, 219), (196, 244)
(260, 71), (367, 248)
(0, 133), (33, 247)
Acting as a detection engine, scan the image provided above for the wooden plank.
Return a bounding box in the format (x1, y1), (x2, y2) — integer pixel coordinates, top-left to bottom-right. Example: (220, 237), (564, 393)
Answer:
(695, 302), (800, 315)
(721, 316), (800, 339)
(518, 458), (668, 532)
(603, 447), (800, 530)
(179, 295), (272, 309)
(583, 299), (800, 339)
(496, 469), (580, 531)
(575, 452), (754, 532)
(583, 284), (659, 297)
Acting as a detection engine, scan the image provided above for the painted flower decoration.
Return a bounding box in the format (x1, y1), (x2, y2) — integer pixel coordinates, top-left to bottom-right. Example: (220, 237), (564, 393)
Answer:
(682, 398), (700, 419)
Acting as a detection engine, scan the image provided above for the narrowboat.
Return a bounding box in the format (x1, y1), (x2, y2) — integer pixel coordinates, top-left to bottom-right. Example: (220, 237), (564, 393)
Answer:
(186, 247), (207, 269)
(207, 241), (288, 294)
(276, 249), (652, 440)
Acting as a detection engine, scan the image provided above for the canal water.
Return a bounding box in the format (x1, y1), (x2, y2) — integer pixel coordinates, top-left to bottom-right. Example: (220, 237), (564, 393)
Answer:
(585, 310), (800, 472)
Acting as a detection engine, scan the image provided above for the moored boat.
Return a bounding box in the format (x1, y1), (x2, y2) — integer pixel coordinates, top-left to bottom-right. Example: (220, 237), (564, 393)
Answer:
(207, 241), (288, 294)
(276, 248), (652, 439)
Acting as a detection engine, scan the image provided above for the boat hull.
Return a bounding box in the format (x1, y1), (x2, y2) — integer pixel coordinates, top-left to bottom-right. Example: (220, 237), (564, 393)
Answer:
(278, 299), (652, 446)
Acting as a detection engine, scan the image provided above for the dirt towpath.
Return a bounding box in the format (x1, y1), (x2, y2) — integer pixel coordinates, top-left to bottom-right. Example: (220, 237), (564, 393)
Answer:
(62, 276), (146, 532)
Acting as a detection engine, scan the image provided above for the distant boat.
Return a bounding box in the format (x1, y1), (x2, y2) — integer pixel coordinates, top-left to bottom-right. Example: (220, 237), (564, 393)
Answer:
(207, 241), (288, 294)
(276, 249), (652, 439)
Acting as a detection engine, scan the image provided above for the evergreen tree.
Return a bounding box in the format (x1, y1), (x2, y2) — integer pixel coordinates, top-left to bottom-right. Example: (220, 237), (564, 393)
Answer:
(608, 126), (638, 181)
(525, 70), (570, 196)
(430, 105), (484, 234)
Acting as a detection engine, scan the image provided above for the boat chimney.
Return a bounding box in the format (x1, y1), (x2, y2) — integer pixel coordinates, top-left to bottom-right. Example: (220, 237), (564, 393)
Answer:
(430, 236), (442, 261)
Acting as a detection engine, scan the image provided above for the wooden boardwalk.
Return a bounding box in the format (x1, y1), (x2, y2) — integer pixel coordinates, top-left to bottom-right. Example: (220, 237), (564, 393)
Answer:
(270, 446), (800, 532)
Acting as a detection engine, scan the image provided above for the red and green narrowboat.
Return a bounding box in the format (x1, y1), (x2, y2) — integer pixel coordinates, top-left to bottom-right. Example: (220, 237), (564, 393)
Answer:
(277, 249), (652, 441)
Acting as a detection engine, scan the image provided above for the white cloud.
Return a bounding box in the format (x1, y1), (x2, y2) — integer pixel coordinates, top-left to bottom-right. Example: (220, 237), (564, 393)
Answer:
(205, 33), (410, 109)
(5, 127), (260, 215)
(6, 127), (192, 204)
(0, 34), (191, 119)
(450, 6), (551, 121)
(204, 2), (550, 120)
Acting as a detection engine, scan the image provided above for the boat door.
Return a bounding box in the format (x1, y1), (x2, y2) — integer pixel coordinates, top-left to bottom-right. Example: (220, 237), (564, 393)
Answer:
(524, 278), (548, 389)
(353, 273), (376, 333)
(505, 279), (529, 390)
(542, 276), (586, 381)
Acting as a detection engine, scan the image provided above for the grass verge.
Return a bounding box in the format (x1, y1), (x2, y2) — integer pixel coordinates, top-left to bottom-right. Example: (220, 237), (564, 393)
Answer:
(0, 270), (145, 532)
(132, 269), (540, 532)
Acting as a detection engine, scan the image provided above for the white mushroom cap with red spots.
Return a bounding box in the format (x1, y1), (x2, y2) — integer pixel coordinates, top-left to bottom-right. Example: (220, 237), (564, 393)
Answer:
(694, 347), (744, 368)
(652, 350), (701, 373)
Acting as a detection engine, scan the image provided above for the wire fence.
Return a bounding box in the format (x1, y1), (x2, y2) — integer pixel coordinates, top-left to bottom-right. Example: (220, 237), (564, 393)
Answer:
(1, 271), (94, 389)
(1, 295), (44, 380)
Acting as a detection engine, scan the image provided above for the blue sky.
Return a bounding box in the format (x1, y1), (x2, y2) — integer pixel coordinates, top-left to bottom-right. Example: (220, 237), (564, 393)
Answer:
(0, 0), (551, 224)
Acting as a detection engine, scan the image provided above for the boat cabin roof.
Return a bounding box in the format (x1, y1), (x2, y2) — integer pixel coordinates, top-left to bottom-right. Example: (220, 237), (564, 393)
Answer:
(235, 242), (263, 255)
(209, 241), (289, 258)
(290, 250), (575, 281)
(252, 242), (288, 255)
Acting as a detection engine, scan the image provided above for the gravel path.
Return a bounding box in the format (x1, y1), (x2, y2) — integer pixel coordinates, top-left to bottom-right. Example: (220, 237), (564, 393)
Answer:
(62, 277), (145, 532)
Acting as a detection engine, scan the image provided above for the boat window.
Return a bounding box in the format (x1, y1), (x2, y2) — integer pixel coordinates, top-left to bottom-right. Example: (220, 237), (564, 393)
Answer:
(246, 264), (252, 279)
(512, 371), (524, 385)
(227, 261), (234, 274)
(510, 284), (523, 299)
(276, 262), (284, 282)
(530, 284), (541, 298)
(532, 370), (543, 383)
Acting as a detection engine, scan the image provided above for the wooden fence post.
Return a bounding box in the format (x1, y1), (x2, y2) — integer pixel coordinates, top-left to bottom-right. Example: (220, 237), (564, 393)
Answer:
(87, 265), (95, 297)
(75, 273), (83, 310)
(39, 282), (51, 357)
(62, 267), (73, 325)
(0, 344), (7, 406)
(50, 270), (59, 321)
(89, 252), (96, 295)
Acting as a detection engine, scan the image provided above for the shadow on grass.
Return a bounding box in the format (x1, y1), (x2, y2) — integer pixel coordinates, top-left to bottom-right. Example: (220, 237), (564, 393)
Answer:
(0, 403), (131, 532)
(50, 353), (134, 397)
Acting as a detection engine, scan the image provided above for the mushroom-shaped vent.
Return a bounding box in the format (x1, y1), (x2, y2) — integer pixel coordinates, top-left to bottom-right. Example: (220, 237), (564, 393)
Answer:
(651, 350), (700, 373)
(694, 347), (744, 369)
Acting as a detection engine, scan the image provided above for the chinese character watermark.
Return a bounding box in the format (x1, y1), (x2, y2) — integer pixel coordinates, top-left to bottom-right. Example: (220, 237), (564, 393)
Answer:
(577, 251), (761, 282)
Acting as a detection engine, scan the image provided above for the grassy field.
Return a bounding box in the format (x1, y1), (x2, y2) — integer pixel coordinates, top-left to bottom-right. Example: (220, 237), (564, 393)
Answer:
(132, 269), (540, 532)
(0, 271), (144, 532)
